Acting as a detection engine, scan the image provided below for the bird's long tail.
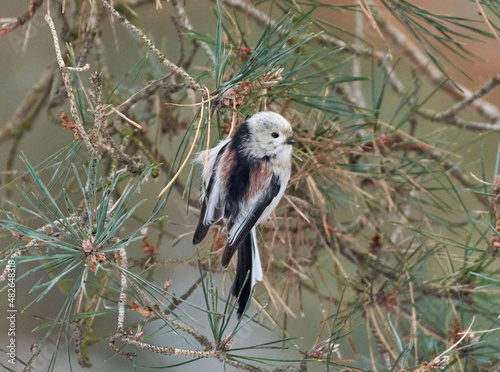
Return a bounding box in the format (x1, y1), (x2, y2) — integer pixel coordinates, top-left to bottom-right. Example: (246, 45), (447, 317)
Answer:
(232, 228), (263, 318)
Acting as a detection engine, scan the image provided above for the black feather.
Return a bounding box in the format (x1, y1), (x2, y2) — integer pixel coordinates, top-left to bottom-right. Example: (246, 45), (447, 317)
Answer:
(233, 230), (254, 318)
(192, 198), (210, 244)
(224, 123), (252, 218)
(221, 174), (281, 267)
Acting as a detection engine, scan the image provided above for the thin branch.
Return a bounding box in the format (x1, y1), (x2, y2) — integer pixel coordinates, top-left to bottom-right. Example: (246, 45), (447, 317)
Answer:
(0, 68), (53, 145)
(44, 13), (97, 156)
(433, 72), (500, 120)
(164, 276), (205, 316)
(171, 0), (215, 65)
(168, 318), (213, 350)
(99, 0), (204, 94)
(0, 249), (25, 282)
(376, 12), (500, 124)
(95, 130), (143, 173)
(222, 0), (500, 129)
(158, 87), (210, 197)
(418, 110), (500, 132)
(375, 122), (489, 207)
(116, 247), (129, 332)
(353, 0), (367, 109)
(113, 336), (261, 371)
(67, 64), (90, 73)
(0, 0), (44, 34)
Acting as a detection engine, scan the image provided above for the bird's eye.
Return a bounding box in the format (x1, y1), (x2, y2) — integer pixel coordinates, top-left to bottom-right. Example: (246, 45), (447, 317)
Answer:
(271, 131), (279, 138)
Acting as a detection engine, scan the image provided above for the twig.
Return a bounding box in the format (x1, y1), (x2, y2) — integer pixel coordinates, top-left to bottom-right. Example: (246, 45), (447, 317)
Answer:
(111, 109), (142, 129)
(109, 334), (134, 360)
(219, 0), (274, 29)
(475, 0), (500, 47)
(132, 130), (188, 195)
(116, 247), (128, 332)
(168, 318), (213, 350)
(368, 308), (398, 363)
(170, 0), (216, 65)
(432, 317), (475, 364)
(164, 276), (205, 316)
(376, 12), (500, 124)
(419, 110), (500, 132)
(415, 72), (500, 132)
(158, 86), (210, 197)
(44, 14), (97, 156)
(0, 249), (25, 282)
(489, 176), (500, 258)
(115, 79), (186, 115)
(434, 73), (500, 121)
(170, 13), (185, 67)
(0, 68), (53, 145)
(374, 122), (489, 207)
(94, 33), (111, 81)
(71, 321), (90, 368)
(109, 308), (261, 372)
(0, 0), (44, 34)
(99, 0), (204, 94)
(115, 336), (260, 371)
(67, 64), (90, 72)
(90, 73), (105, 134)
(120, 337), (215, 357)
(365, 317), (379, 372)
(96, 126), (143, 173)
(408, 279), (418, 363)
(224, 0), (500, 129)
(353, 0), (367, 109)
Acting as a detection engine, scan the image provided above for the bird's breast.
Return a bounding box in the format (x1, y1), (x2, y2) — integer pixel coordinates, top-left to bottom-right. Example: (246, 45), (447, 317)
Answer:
(248, 161), (273, 199)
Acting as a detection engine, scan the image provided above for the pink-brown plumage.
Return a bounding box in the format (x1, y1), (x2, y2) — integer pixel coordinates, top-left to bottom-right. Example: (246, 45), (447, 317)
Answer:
(248, 162), (273, 199)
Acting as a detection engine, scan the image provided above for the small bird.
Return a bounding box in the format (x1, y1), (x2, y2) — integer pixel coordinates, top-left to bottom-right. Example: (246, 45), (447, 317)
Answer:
(193, 112), (295, 317)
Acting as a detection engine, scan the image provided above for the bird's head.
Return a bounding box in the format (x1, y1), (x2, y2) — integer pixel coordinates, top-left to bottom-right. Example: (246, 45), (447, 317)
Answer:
(244, 112), (295, 161)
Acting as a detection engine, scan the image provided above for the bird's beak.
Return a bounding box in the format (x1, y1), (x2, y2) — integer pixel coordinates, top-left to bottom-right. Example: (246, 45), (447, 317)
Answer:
(286, 137), (296, 145)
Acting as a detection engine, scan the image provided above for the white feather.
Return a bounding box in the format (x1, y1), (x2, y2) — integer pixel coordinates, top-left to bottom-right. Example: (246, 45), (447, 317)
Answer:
(197, 138), (231, 227)
(250, 229), (263, 284)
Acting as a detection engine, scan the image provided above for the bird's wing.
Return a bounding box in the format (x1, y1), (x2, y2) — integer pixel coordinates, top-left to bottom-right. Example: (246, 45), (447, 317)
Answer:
(221, 171), (282, 267)
(193, 140), (230, 244)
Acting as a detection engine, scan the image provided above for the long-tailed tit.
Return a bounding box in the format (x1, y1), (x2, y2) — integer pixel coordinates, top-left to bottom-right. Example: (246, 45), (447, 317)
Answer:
(193, 112), (295, 317)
